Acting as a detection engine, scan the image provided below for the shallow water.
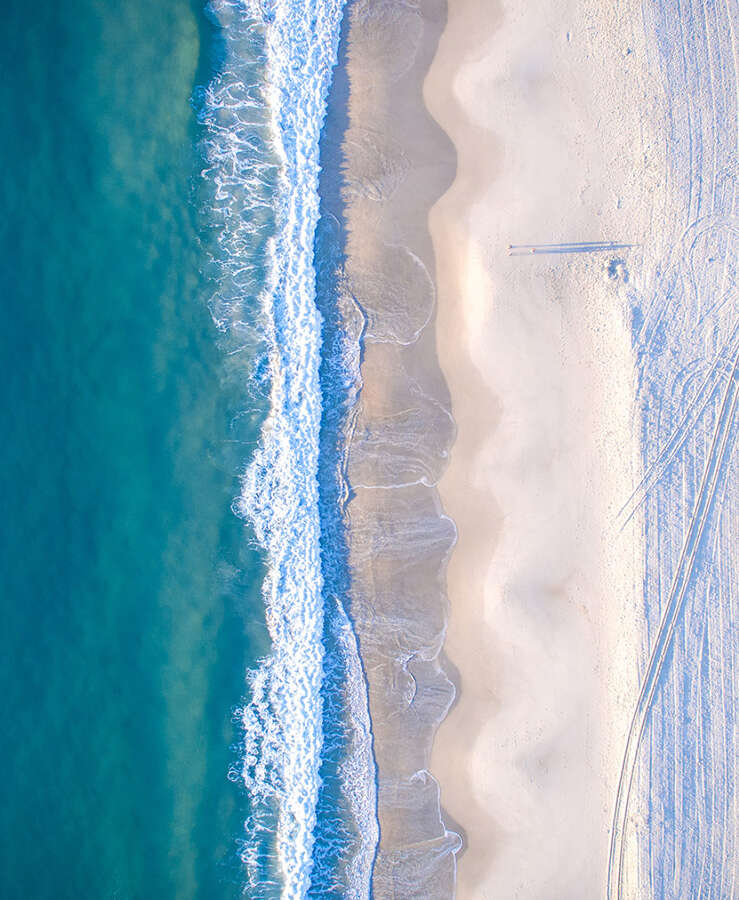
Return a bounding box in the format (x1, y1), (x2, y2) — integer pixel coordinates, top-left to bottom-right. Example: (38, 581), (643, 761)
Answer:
(0, 3), (267, 897)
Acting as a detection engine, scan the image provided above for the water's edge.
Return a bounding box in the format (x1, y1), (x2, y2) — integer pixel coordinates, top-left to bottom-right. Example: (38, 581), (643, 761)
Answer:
(199, 1), (378, 896)
(324, 0), (463, 895)
(199, 0), (464, 894)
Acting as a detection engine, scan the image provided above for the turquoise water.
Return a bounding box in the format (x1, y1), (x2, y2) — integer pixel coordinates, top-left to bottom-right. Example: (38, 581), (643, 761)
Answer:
(0, 2), (268, 897)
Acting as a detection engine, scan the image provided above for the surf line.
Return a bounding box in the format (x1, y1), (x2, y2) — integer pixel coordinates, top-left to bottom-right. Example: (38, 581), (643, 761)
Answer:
(202, 0), (350, 896)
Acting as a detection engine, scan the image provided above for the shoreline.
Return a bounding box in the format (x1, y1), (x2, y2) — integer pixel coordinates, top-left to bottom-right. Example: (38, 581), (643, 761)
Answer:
(425, 0), (663, 895)
(329, 0), (463, 895)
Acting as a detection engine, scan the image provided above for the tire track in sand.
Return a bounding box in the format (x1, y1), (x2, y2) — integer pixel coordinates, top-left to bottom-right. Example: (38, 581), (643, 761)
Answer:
(607, 348), (738, 900)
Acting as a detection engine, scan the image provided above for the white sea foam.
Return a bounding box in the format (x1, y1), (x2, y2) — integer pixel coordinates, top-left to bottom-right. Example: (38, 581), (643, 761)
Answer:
(200, 0), (350, 896)
(329, 598), (379, 896)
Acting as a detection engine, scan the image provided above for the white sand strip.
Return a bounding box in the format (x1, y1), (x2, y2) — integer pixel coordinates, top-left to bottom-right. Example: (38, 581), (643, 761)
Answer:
(425, 0), (667, 895)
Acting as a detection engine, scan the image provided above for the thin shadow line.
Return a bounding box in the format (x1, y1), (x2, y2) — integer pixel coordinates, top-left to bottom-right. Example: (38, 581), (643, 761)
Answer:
(507, 241), (638, 255)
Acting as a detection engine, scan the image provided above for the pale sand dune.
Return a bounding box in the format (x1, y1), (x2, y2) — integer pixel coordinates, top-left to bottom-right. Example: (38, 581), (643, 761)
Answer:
(425, 0), (666, 896)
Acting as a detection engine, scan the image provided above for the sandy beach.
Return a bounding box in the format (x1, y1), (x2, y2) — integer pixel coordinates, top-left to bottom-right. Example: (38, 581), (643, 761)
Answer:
(332, 0), (737, 894)
(336, 0), (657, 893)
(425, 0), (666, 896)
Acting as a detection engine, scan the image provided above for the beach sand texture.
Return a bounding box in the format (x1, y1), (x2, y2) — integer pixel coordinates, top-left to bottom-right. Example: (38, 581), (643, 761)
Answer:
(425, 0), (737, 896)
(336, 0), (652, 894)
(334, 0), (736, 895)
(426, 0), (656, 895)
(329, 1), (461, 896)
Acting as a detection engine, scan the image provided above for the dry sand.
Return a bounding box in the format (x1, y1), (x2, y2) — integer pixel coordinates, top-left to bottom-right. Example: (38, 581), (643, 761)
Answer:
(425, 0), (667, 896)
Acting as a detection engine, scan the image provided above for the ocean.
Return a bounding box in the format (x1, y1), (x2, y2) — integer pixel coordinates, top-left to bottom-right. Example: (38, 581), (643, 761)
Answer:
(0, 0), (374, 897)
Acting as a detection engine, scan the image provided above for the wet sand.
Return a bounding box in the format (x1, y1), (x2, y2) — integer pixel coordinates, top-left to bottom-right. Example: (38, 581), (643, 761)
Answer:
(329, 1), (461, 896)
